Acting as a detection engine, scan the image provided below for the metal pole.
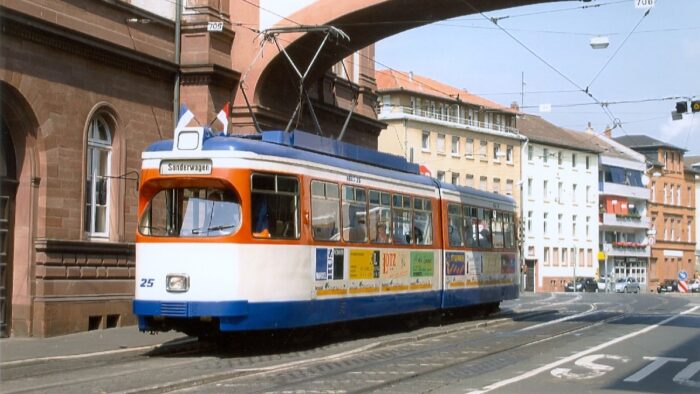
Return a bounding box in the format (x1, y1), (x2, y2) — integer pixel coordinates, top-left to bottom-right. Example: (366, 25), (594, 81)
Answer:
(521, 71), (525, 109)
(604, 254), (608, 292)
(573, 246), (577, 292)
(173, 0), (182, 131)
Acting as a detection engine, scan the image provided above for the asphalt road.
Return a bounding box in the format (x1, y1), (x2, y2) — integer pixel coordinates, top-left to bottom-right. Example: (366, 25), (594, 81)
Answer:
(2, 292), (698, 393)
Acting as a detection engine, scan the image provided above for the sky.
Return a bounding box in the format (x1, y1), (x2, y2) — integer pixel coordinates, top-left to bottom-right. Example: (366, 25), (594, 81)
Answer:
(375, 0), (700, 154)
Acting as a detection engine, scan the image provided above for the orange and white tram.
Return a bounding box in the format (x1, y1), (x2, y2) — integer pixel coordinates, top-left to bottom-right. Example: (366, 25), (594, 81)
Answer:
(134, 127), (519, 335)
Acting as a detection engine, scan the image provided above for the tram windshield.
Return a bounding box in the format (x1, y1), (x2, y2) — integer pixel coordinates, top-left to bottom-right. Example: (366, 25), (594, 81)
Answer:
(139, 187), (241, 237)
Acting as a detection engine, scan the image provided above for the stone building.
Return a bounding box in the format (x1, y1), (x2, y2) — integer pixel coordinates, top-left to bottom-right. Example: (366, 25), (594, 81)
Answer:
(0, 0), (381, 337)
(616, 135), (696, 287)
(0, 0), (236, 337)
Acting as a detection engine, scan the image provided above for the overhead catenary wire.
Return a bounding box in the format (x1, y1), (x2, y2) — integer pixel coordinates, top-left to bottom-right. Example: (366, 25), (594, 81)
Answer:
(586, 5), (653, 90)
(237, 0), (678, 144)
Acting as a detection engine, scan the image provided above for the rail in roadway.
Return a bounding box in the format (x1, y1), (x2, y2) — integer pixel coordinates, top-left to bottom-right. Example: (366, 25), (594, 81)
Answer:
(1, 293), (697, 393)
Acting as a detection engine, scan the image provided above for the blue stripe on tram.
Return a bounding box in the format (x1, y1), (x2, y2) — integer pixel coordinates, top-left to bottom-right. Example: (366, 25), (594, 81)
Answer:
(133, 285), (518, 332)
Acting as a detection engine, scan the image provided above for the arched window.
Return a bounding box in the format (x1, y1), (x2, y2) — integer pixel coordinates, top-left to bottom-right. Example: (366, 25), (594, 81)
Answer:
(85, 115), (112, 238)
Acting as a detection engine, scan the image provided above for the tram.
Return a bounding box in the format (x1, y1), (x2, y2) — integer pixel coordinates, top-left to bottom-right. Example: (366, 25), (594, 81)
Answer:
(133, 127), (519, 336)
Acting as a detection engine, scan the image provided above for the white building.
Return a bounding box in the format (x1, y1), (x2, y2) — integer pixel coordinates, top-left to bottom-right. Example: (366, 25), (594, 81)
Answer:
(589, 130), (652, 291)
(518, 115), (601, 292)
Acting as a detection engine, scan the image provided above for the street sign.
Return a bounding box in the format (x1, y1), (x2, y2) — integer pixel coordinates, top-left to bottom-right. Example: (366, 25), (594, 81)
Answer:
(597, 251), (606, 261)
(678, 280), (688, 293)
(635, 0), (655, 9)
(207, 21), (224, 32)
(678, 270), (688, 281)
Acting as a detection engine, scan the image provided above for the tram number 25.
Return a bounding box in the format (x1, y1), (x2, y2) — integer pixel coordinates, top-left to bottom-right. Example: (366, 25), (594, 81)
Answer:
(140, 278), (155, 288)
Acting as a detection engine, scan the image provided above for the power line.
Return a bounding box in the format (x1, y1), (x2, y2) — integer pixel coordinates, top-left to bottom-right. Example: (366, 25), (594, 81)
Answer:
(520, 96), (691, 110)
(472, 89), (581, 96)
(586, 6), (653, 89)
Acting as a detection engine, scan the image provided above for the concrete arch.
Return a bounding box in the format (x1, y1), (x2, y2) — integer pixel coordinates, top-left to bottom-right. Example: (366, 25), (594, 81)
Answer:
(0, 81), (41, 336)
(251, 0), (563, 114)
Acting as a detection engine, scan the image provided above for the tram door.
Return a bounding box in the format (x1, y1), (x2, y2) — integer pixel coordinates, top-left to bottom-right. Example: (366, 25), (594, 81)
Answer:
(0, 119), (16, 338)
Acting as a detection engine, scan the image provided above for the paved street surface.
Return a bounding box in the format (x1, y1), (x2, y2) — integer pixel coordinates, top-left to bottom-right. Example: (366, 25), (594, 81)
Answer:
(1, 292), (698, 393)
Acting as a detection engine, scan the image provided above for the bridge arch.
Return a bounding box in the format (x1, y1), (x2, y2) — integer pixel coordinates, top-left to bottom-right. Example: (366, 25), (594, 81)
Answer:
(238, 0), (563, 134)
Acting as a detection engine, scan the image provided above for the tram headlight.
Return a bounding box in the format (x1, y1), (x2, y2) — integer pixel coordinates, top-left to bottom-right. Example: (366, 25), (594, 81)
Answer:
(166, 274), (189, 292)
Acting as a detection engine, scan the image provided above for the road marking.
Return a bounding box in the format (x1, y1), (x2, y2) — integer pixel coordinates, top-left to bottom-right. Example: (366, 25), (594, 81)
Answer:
(674, 361), (700, 388)
(551, 354), (628, 380)
(465, 305), (700, 394)
(0, 337), (198, 367)
(623, 357), (687, 382)
(518, 302), (594, 332)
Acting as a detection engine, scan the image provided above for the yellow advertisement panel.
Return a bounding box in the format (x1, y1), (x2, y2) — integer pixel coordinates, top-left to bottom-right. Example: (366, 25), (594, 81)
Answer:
(349, 249), (379, 280)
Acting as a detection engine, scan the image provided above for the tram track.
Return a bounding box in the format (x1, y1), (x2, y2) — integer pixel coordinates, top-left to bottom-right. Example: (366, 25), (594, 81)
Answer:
(142, 302), (627, 393)
(4, 294), (663, 394)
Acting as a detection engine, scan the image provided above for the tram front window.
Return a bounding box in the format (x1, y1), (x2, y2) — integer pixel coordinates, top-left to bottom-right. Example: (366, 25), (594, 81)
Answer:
(139, 187), (241, 237)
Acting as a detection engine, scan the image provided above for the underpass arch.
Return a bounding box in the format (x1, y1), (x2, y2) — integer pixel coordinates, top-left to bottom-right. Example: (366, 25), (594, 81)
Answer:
(240, 0), (566, 133)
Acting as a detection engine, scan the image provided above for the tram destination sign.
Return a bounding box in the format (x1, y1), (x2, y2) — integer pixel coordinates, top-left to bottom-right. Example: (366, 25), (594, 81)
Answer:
(160, 160), (212, 175)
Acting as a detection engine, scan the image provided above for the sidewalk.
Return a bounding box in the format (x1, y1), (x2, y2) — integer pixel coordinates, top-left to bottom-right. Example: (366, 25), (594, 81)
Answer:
(0, 326), (191, 364)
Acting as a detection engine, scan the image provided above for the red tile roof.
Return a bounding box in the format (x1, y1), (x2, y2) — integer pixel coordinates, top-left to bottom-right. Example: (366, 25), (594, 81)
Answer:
(376, 69), (517, 113)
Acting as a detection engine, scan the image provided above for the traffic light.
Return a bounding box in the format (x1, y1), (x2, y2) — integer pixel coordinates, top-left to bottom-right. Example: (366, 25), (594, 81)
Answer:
(692, 100), (700, 113)
(676, 101), (688, 114)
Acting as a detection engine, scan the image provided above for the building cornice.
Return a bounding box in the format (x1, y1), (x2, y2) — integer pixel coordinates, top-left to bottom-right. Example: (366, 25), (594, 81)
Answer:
(0, 6), (177, 81)
(380, 113), (525, 141)
(35, 239), (135, 256)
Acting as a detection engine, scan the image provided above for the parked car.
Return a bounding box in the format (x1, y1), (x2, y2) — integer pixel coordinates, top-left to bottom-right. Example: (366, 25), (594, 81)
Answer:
(614, 277), (640, 293)
(565, 277), (598, 292)
(656, 279), (678, 293)
(689, 279), (700, 293)
(597, 278), (608, 292)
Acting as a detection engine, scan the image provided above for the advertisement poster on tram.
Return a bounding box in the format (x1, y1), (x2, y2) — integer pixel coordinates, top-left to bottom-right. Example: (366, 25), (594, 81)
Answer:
(446, 252), (466, 276)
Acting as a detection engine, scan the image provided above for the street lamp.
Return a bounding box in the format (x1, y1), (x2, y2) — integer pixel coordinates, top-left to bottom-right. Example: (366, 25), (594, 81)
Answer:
(590, 36), (610, 49)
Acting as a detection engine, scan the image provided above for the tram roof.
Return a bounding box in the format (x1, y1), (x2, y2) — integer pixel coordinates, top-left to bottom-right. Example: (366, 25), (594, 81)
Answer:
(145, 130), (515, 206)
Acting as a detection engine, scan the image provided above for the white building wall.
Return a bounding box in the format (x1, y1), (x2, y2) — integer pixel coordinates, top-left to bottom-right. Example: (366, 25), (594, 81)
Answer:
(130, 0), (176, 20)
(522, 143), (599, 291)
(259, 0), (316, 30)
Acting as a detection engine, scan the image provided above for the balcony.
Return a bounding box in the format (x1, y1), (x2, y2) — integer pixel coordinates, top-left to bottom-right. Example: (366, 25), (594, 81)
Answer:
(600, 182), (650, 200)
(601, 213), (651, 230)
(602, 242), (650, 258)
(379, 105), (520, 137)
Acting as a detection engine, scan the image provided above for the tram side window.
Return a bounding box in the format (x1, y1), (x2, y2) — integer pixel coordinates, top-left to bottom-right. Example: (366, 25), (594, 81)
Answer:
(251, 173), (299, 239)
(369, 190), (391, 244)
(463, 206), (479, 247)
(392, 194), (413, 244)
(447, 203), (463, 247)
(492, 211), (505, 249)
(478, 208), (493, 248)
(414, 198), (432, 245)
(504, 213), (515, 249)
(311, 181), (340, 241)
(342, 185), (368, 243)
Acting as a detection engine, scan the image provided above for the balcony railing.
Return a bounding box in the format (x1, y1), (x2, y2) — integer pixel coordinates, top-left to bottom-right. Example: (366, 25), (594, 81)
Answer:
(600, 182), (650, 200)
(379, 105), (520, 136)
(602, 242), (651, 257)
(601, 213), (651, 229)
